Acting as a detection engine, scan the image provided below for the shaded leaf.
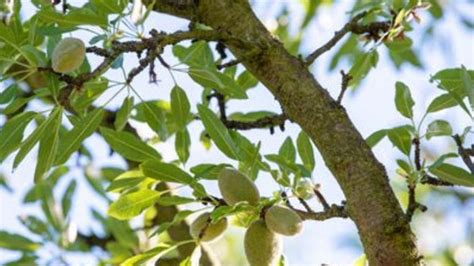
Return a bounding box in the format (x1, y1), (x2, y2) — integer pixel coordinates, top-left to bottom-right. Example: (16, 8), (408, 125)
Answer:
(141, 160), (194, 184)
(100, 127), (161, 162)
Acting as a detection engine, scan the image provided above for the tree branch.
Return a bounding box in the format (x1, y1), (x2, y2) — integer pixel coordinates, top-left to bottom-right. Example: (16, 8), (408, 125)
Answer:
(305, 12), (391, 65)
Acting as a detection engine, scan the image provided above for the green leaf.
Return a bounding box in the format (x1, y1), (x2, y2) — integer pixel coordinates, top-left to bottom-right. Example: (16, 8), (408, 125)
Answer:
(100, 127), (162, 162)
(143, 102), (168, 140)
(296, 131), (315, 171)
(170, 86), (191, 130)
(366, 129), (388, 148)
(0, 112), (36, 162)
(190, 163), (230, 180)
(106, 170), (145, 192)
(348, 51), (378, 87)
(172, 41), (214, 69)
(279, 137), (296, 163)
(395, 81), (415, 119)
(189, 68), (247, 99)
(431, 67), (474, 96)
(461, 65), (474, 111)
(237, 70), (259, 91)
(108, 189), (161, 220)
(34, 107), (63, 182)
(197, 104), (240, 160)
(141, 160), (194, 184)
(0, 231), (40, 252)
(37, 6), (108, 28)
(228, 111), (277, 122)
(122, 242), (192, 266)
(115, 97), (134, 131)
(55, 108), (105, 165)
(61, 179), (77, 217)
(430, 163), (474, 187)
(425, 120), (452, 140)
(156, 196), (196, 206)
(91, 0), (127, 14)
(427, 93), (457, 113)
(175, 129), (191, 164)
(387, 126), (412, 155)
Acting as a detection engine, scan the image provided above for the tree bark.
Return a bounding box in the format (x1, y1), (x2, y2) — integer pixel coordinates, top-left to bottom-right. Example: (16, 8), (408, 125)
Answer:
(147, 1), (421, 265)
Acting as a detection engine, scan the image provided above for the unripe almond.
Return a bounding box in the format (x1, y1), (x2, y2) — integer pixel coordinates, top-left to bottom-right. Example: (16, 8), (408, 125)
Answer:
(265, 205), (303, 236)
(190, 212), (228, 242)
(52, 37), (85, 73)
(244, 220), (282, 266)
(218, 168), (260, 206)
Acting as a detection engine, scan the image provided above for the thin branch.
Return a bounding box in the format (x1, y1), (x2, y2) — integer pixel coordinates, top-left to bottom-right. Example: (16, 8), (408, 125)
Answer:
(337, 70), (352, 105)
(420, 175), (453, 186)
(305, 12), (392, 65)
(313, 187), (331, 211)
(453, 134), (474, 174)
(405, 138), (427, 222)
(207, 91), (288, 131)
(216, 59), (241, 70)
(293, 204), (348, 221)
(297, 197), (314, 213)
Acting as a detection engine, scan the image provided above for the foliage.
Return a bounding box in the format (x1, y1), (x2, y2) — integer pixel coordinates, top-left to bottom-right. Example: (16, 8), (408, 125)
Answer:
(0, 0), (472, 265)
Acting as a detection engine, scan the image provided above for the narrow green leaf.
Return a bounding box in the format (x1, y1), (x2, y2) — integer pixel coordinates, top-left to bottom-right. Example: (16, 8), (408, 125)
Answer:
(197, 104), (240, 160)
(143, 102), (167, 140)
(430, 163), (474, 187)
(387, 126), (412, 155)
(172, 41), (214, 68)
(141, 160), (194, 184)
(296, 131), (315, 171)
(100, 127), (161, 162)
(189, 68), (247, 99)
(106, 170), (145, 192)
(156, 196), (196, 206)
(427, 93), (457, 113)
(0, 112), (36, 162)
(55, 109), (105, 165)
(13, 109), (58, 169)
(61, 180), (77, 218)
(279, 137), (296, 163)
(108, 189), (161, 220)
(115, 96), (134, 131)
(425, 120), (452, 140)
(175, 129), (191, 164)
(366, 129), (387, 148)
(0, 231), (40, 252)
(461, 65), (474, 111)
(34, 107), (63, 182)
(349, 51), (378, 87)
(170, 86), (191, 130)
(395, 81), (415, 119)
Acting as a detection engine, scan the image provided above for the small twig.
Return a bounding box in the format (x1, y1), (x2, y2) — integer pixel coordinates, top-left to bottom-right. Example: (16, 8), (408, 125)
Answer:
(337, 70), (352, 104)
(420, 175), (453, 186)
(313, 188), (330, 211)
(297, 197), (314, 213)
(405, 138), (428, 222)
(293, 204), (348, 221)
(453, 134), (474, 174)
(216, 59), (241, 70)
(306, 12), (368, 65)
(207, 91), (288, 131)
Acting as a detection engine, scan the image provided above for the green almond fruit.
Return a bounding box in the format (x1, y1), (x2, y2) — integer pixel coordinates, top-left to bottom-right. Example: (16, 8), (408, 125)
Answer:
(218, 168), (260, 206)
(293, 179), (314, 200)
(265, 205), (303, 236)
(190, 212), (228, 242)
(52, 37), (86, 73)
(244, 220), (282, 266)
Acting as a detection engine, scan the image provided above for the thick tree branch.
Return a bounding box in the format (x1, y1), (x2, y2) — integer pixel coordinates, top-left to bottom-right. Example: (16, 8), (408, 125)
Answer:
(148, 1), (420, 264)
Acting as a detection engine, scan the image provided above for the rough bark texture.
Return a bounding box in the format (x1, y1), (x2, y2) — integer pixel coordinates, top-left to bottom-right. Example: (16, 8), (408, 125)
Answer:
(147, 0), (421, 265)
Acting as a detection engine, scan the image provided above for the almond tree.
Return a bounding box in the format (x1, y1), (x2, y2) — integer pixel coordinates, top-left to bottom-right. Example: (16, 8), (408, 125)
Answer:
(0, 0), (472, 265)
